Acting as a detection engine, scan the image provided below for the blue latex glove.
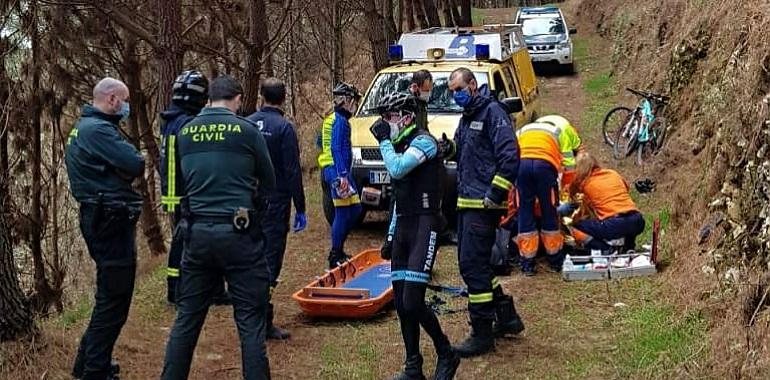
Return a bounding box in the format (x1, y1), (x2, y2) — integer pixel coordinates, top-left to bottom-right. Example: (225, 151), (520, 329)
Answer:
(293, 212), (307, 232)
(557, 202), (579, 216)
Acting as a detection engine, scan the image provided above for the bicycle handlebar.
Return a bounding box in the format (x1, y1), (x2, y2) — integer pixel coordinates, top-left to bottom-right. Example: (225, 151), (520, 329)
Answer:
(625, 87), (670, 105)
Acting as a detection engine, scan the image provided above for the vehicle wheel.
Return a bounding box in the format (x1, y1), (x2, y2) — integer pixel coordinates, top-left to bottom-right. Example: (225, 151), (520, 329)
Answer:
(652, 117), (668, 154)
(564, 62), (575, 75)
(321, 178), (334, 226)
(602, 106), (632, 147)
(613, 116), (638, 160)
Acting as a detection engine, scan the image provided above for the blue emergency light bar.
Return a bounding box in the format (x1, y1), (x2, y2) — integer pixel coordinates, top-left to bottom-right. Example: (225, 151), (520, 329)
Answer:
(520, 7), (559, 14)
(475, 44), (490, 60)
(388, 45), (404, 62)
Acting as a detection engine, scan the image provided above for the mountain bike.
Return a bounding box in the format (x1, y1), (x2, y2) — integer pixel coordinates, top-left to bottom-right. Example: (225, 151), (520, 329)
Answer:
(605, 88), (670, 165)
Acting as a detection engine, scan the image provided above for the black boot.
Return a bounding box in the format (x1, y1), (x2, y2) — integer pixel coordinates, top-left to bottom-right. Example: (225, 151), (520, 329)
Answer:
(327, 249), (350, 269)
(453, 319), (495, 358)
(266, 302), (291, 340)
(431, 347), (460, 380)
(520, 257), (536, 276)
(493, 295), (525, 338)
(388, 354), (426, 380)
(546, 251), (565, 272)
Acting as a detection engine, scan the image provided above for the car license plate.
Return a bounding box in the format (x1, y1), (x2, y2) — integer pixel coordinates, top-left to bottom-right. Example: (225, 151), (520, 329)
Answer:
(369, 170), (390, 184)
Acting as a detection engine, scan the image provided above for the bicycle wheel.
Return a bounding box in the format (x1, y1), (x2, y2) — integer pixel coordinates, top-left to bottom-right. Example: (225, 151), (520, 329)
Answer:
(613, 116), (639, 160)
(602, 106), (632, 147)
(651, 116), (668, 154)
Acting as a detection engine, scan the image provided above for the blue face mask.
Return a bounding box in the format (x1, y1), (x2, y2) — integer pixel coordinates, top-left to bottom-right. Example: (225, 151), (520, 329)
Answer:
(119, 102), (130, 121)
(453, 88), (472, 108)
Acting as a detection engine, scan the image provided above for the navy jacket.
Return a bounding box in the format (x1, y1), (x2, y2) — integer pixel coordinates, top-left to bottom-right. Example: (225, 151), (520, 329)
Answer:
(246, 106), (306, 213)
(159, 104), (195, 213)
(174, 107), (276, 217)
(453, 85), (520, 209)
(65, 104), (144, 209)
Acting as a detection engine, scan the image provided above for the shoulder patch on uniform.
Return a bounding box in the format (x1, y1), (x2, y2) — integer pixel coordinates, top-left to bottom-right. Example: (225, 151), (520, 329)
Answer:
(470, 121), (484, 131)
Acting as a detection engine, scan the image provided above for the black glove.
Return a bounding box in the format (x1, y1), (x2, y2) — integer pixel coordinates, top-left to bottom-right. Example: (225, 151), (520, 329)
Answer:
(370, 119), (391, 144)
(380, 234), (393, 260)
(437, 133), (456, 160)
(484, 186), (508, 208)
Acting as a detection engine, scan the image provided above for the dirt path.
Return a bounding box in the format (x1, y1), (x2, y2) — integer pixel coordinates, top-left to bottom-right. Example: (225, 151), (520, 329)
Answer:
(2, 3), (700, 380)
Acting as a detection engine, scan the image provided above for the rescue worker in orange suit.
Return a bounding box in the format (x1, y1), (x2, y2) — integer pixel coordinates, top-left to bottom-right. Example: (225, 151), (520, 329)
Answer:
(561, 152), (645, 252)
(535, 115), (583, 190)
(448, 67), (524, 358)
(515, 121), (564, 275)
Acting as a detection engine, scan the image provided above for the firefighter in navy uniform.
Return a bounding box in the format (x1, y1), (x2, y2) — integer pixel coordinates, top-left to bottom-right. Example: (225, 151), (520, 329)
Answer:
(371, 92), (460, 380)
(160, 75), (276, 380)
(447, 67), (525, 357)
(66, 77), (143, 380)
(246, 77), (306, 340)
(159, 70), (208, 306)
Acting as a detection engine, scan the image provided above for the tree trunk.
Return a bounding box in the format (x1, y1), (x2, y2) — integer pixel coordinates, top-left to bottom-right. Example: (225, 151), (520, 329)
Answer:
(414, 0), (429, 29)
(243, 0), (267, 115)
(421, 0), (441, 27)
(382, 0), (397, 42)
(0, 174), (36, 342)
(28, 0), (58, 314)
(404, 0), (416, 32)
(458, 0), (472, 26)
(448, 0), (462, 27)
(441, 0), (453, 26)
(364, 0), (389, 71)
(156, 0), (183, 113)
(397, 0), (404, 35)
(331, 0), (344, 86)
(123, 35), (166, 257)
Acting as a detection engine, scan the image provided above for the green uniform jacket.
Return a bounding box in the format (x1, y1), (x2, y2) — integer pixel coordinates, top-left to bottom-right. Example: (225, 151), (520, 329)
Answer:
(173, 107), (276, 217)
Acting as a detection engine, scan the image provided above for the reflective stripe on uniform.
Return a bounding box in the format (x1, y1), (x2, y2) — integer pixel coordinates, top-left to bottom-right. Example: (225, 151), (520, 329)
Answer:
(491, 276), (501, 289)
(391, 270), (430, 283)
(317, 113), (335, 168)
(162, 135), (180, 212)
(468, 292), (494, 304)
(332, 194), (361, 206)
(457, 197), (508, 209)
(167, 267), (180, 277)
(492, 175), (514, 191)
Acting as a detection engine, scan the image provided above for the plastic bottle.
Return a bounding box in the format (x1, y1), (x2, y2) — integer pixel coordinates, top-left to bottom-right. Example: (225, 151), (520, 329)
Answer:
(563, 254), (574, 271)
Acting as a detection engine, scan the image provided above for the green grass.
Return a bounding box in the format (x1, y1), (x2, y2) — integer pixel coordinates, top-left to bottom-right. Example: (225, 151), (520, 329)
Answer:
(612, 305), (707, 377)
(57, 297), (93, 327)
(131, 264), (171, 323)
(319, 336), (379, 380)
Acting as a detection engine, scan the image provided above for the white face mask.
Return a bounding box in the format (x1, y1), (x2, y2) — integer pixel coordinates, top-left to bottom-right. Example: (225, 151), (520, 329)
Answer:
(418, 90), (431, 102)
(388, 122), (400, 140)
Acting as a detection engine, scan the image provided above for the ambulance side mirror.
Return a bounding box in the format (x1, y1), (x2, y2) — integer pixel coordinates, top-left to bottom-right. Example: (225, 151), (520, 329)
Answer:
(501, 97), (523, 113)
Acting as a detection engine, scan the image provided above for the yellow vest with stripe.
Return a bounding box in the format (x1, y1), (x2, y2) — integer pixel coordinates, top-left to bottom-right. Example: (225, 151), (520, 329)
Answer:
(317, 113), (335, 168)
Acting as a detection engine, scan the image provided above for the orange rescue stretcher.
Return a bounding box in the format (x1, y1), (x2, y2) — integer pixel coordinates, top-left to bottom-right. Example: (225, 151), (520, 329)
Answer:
(292, 249), (393, 318)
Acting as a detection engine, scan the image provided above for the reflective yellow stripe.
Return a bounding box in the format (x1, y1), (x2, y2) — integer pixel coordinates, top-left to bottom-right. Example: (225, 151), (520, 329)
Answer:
(518, 123), (561, 144)
(492, 175), (513, 191)
(165, 135), (178, 213)
(491, 276), (501, 289)
(332, 194), (361, 206)
(456, 197), (508, 209)
(167, 267), (180, 277)
(317, 113), (335, 168)
(469, 292), (494, 304)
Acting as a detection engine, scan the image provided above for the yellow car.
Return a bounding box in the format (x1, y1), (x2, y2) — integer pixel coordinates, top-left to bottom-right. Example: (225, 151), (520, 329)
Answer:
(327, 26), (540, 224)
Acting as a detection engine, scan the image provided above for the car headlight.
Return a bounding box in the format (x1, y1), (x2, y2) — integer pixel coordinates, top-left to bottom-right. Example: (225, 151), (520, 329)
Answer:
(558, 41), (571, 49)
(352, 147), (363, 165)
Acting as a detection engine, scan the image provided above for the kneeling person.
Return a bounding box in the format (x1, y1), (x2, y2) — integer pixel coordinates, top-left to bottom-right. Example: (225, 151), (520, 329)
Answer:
(371, 93), (460, 380)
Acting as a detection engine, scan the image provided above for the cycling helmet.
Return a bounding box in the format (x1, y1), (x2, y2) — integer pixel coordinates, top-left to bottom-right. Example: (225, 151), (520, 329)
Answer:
(537, 115), (574, 130)
(332, 82), (362, 100)
(377, 92), (420, 115)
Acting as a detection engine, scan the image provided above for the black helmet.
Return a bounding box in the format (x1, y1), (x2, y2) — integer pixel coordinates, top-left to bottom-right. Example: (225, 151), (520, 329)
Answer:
(377, 92), (420, 115)
(332, 82), (362, 100)
(172, 70), (208, 110)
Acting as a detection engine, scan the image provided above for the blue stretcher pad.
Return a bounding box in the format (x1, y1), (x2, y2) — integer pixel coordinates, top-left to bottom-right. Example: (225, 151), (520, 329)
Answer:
(340, 263), (391, 298)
